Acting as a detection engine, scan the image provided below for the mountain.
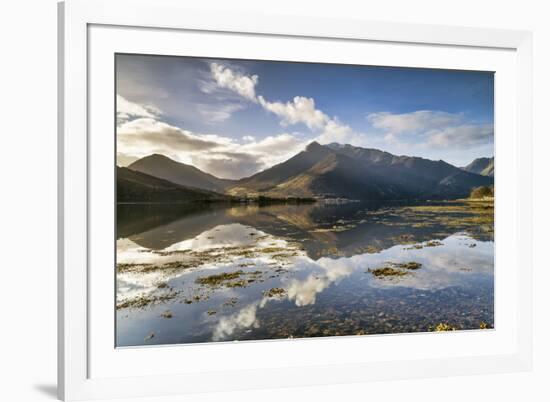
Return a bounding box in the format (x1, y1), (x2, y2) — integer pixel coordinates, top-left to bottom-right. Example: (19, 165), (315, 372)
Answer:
(258, 149), (404, 199)
(462, 157), (494, 176)
(117, 166), (230, 203)
(128, 154), (235, 192)
(326, 143), (492, 198)
(227, 141), (333, 195)
(228, 142), (493, 200)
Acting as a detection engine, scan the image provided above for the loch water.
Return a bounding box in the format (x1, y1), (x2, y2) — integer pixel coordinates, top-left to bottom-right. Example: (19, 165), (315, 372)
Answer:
(116, 200), (494, 346)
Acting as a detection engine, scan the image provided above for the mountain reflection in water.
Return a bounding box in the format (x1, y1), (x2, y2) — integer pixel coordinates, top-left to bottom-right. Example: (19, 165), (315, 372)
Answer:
(116, 201), (494, 346)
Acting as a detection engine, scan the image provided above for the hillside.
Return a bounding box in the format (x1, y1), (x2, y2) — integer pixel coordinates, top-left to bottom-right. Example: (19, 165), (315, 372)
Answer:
(228, 142), (493, 200)
(117, 166), (230, 203)
(263, 151), (404, 200)
(125, 143), (494, 201)
(227, 141), (333, 194)
(462, 157), (494, 176)
(128, 154), (235, 192)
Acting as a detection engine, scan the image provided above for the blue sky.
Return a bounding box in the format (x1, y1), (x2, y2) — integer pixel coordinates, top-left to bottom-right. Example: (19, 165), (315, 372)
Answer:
(116, 54), (494, 179)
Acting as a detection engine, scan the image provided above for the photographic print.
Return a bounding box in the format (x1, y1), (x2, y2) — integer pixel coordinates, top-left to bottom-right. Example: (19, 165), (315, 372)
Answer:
(115, 55), (494, 347)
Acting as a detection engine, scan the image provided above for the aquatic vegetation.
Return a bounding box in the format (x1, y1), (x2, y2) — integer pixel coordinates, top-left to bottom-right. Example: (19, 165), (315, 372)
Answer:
(195, 269), (264, 289)
(196, 270), (245, 286)
(257, 247), (288, 254)
(310, 223), (356, 233)
(263, 287), (287, 298)
(432, 323), (456, 331)
(160, 310), (173, 319)
(367, 261), (423, 278)
(271, 252), (299, 260)
(425, 240), (444, 247)
(117, 262), (153, 273)
(394, 262), (422, 270)
(404, 244), (424, 250)
(368, 267), (410, 277)
(362, 245), (382, 254)
(116, 291), (178, 310)
(223, 297), (238, 307)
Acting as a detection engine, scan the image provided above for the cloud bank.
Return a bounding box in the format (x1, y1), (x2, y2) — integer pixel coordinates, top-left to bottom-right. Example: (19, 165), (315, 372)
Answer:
(117, 114), (306, 179)
(117, 95), (161, 125)
(367, 110), (493, 150)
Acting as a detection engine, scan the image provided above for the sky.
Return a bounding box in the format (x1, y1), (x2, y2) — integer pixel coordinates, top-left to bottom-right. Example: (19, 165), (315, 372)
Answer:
(116, 54), (494, 179)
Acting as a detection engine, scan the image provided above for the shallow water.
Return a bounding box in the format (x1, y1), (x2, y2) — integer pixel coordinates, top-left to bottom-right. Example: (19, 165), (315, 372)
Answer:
(116, 201), (494, 346)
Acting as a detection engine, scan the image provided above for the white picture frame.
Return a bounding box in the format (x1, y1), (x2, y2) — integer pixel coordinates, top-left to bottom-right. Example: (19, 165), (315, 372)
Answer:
(58, 0), (533, 400)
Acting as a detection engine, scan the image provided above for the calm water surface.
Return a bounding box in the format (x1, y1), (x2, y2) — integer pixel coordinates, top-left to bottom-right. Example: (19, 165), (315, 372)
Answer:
(116, 201), (494, 346)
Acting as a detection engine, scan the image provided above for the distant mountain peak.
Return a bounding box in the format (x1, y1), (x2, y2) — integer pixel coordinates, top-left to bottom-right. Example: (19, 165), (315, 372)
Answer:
(141, 153), (172, 161)
(305, 141), (325, 152)
(462, 156), (494, 177)
(128, 153), (235, 192)
(327, 142), (345, 149)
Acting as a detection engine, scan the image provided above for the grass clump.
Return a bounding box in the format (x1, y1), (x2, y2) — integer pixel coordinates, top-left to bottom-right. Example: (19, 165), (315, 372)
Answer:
(196, 270), (244, 286)
(425, 240), (443, 247)
(368, 267), (410, 277)
(258, 247), (288, 254)
(433, 323), (456, 331)
(367, 261), (423, 278)
(263, 287), (287, 298)
(195, 269), (263, 288)
(469, 185), (494, 200)
(117, 291), (178, 310)
(394, 261), (422, 270)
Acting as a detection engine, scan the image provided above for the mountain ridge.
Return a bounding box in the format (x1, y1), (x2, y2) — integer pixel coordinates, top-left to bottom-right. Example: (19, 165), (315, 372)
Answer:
(117, 166), (231, 203)
(123, 142), (493, 201)
(128, 154), (236, 192)
(462, 156), (494, 177)
(228, 142), (493, 200)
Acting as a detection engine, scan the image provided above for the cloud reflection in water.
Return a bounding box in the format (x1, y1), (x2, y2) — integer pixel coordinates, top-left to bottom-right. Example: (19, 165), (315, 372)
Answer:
(210, 232), (493, 340)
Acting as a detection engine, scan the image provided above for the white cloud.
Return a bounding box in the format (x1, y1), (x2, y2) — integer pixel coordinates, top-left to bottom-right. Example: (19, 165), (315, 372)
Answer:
(117, 94), (161, 124)
(116, 152), (140, 167)
(367, 110), (493, 150)
(258, 96), (329, 130)
(209, 62), (259, 101)
(117, 117), (308, 179)
(258, 95), (362, 145)
(118, 117), (221, 154)
(197, 103), (245, 123)
(426, 124), (494, 148)
(315, 118), (362, 145)
(208, 64), (365, 147)
(368, 110), (461, 134)
(241, 133), (303, 155)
